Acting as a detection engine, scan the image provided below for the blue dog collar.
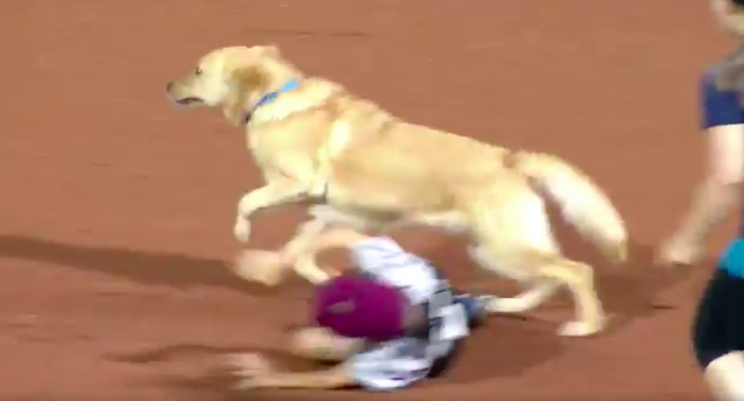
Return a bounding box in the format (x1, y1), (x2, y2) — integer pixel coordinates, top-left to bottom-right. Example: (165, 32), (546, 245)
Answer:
(253, 79), (300, 110)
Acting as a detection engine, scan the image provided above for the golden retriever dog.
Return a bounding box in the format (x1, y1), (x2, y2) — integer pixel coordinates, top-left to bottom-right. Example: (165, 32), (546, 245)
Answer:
(166, 45), (628, 337)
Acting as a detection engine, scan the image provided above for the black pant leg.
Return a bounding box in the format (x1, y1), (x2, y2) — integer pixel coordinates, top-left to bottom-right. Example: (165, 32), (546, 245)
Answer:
(692, 268), (744, 368)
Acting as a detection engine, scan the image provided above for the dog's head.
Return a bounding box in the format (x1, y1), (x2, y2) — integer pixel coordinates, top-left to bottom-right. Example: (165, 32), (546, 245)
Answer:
(166, 45), (298, 125)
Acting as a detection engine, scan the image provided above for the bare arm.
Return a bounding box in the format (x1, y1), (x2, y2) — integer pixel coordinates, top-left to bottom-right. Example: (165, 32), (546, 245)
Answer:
(669, 124), (744, 247)
(241, 364), (356, 390)
(673, 178), (740, 244)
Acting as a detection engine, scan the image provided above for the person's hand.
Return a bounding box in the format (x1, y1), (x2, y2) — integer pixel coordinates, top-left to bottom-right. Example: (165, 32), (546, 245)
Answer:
(228, 353), (275, 390)
(231, 250), (287, 286)
(656, 233), (705, 267)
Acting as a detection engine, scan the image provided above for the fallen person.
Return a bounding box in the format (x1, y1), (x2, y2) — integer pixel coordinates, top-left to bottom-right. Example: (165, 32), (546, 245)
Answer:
(229, 230), (490, 391)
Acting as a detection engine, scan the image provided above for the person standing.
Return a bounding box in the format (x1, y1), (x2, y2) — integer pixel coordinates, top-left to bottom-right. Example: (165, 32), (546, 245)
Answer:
(658, 1), (744, 399)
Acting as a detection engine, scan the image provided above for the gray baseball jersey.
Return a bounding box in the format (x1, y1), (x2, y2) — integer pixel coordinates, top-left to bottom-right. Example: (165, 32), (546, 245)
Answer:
(343, 236), (470, 391)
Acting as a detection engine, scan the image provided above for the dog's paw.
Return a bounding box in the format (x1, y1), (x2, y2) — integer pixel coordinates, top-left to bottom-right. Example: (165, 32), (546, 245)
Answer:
(557, 318), (606, 337)
(295, 258), (339, 285)
(232, 250), (285, 286)
(234, 219), (252, 243)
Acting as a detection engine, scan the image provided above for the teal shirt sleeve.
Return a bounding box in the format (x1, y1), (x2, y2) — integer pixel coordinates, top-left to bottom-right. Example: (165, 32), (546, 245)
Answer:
(720, 239), (744, 278)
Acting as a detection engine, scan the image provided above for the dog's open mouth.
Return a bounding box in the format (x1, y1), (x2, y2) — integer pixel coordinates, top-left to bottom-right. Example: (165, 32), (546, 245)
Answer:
(175, 97), (203, 106)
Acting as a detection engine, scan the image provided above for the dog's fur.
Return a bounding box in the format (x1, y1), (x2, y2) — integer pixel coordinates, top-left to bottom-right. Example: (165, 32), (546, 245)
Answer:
(167, 45), (628, 337)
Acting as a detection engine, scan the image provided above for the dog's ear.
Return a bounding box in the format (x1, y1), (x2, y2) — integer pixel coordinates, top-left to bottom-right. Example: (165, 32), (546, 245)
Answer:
(222, 67), (270, 127)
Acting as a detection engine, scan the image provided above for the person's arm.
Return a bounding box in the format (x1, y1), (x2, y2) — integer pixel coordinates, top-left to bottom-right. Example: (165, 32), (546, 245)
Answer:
(672, 124), (744, 243)
(660, 73), (744, 265)
(243, 364), (357, 390)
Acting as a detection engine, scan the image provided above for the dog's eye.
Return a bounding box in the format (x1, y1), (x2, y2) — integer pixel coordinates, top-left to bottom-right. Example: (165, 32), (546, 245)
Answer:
(195, 68), (203, 76)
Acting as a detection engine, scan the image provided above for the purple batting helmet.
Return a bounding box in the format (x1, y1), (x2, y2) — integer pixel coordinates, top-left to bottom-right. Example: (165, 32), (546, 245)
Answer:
(313, 274), (406, 342)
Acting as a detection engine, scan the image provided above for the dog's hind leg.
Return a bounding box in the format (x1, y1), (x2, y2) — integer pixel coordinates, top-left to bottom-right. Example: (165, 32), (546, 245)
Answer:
(467, 245), (559, 313)
(535, 257), (606, 336)
(491, 281), (559, 314)
(473, 243), (606, 336)
(464, 178), (607, 337)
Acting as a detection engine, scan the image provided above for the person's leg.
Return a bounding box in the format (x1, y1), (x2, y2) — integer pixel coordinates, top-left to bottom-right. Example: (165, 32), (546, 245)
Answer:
(452, 293), (489, 328)
(705, 352), (744, 400)
(692, 267), (744, 400)
(290, 327), (365, 363)
(425, 292), (484, 379)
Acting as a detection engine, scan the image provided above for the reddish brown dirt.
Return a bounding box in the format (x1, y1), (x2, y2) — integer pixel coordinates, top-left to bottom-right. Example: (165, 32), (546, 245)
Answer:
(1, 0), (734, 399)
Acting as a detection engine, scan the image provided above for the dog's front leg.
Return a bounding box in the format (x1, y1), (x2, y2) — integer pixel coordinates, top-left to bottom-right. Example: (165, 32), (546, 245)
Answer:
(280, 218), (340, 284)
(234, 180), (312, 243)
(232, 218), (330, 286)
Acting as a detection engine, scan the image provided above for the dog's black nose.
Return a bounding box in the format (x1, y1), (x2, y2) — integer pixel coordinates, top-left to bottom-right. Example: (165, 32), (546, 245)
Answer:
(166, 82), (173, 92)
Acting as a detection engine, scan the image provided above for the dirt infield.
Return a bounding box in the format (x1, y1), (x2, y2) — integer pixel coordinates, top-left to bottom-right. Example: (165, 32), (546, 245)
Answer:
(1, 0), (735, 399)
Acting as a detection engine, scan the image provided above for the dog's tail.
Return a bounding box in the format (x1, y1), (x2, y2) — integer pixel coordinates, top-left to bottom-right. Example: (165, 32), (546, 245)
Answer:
(510, 151), (628, 265)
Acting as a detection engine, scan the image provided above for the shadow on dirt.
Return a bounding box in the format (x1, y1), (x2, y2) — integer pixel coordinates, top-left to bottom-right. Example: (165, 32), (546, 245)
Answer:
(0, 230), (710, 390)
(114, 316), (564, 389)
(107, 344), (256, 365)
(0, 234), (296, 295)
(109, 343), (369, 401)
(0, 230), (704, 322)
(444, 314), (568, 384)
